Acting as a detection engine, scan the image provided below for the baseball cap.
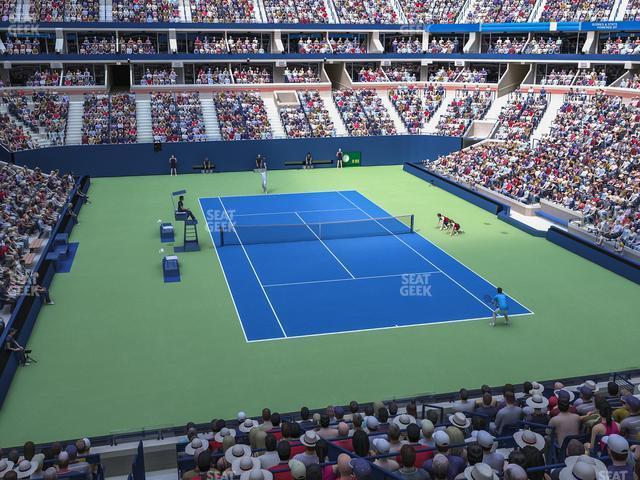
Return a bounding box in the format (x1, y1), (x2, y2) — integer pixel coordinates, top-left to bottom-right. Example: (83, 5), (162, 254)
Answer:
(602, 434), (629, 455)
(349, 458), (371, 480)
(622, 395), (640, 411)
(433, 430), (450, 447)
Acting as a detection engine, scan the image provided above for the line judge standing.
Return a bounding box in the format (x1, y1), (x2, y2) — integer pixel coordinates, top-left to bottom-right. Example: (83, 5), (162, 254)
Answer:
(336, 148), (343, 168)
(169, 154), (177, 176)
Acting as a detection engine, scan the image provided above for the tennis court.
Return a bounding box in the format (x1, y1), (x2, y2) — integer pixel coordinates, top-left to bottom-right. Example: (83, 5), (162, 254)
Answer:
(199, 191), (532, 342)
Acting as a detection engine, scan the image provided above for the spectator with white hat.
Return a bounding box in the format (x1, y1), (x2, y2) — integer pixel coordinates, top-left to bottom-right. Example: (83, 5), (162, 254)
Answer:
(240, 418), (260, 434)
(293, 431), (319, 466)
(232, 457), (260, 477)
(513, 430), (545, 451)
(394, 414), (417, 430)
(0, 460), (14, 479)
(463, 463), (497, 480)
(288, 460), (306, 480)
(185, 438), (209, 457)
(525, 394), (550, 425)
(225, 444), (251, 464)
(558, 455), (607, 480)
(446, 413), (470, 456)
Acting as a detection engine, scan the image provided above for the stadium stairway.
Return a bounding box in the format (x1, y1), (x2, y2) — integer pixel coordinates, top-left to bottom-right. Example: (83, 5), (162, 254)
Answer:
(178, 0), (191, 22)
(261, 94), (286, 139)
(422, 96), (454, 134)
(0, 103), (50, 149)
(18, 0), (31, 21)
(254, 0), (267, 22)
(611, 0), (628, 20)
(64, 98), (85, 145)
(319, 91), (349, 136)
(200, 97), (222, 141)
(378, 91), (408, 134)
(531, 93), (565, 140)
(135, 98), (154, 143)
(103, 0), (113, 21)
(482, 92), (510, 125)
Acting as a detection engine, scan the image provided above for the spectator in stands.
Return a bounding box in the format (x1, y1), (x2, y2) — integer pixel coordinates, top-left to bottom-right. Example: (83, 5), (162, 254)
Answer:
(477, 432), (504, 474)
(495, 391), (524, 434)
(398, 445), (429, 480)
(423, 431), (465, 480)
(549, 396), (581, 447)
(294, 431), (319, 466)
(619, 395), (640, 440)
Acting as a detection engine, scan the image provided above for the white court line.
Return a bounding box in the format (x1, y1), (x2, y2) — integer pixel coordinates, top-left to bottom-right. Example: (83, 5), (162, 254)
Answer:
(218, 197), (288, 338)
(216, 190), (356, 199)
(293, 212), (355, 279)
(264, 271), (442, 288)
(233, 208), (359, 218)
(197, 199), (250, 343)
(336, 191), (496, 314)
(245, 312), (535, 343)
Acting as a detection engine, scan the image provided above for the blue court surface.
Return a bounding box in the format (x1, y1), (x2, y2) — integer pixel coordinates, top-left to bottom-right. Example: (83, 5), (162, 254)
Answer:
(199, 191), (532, 342)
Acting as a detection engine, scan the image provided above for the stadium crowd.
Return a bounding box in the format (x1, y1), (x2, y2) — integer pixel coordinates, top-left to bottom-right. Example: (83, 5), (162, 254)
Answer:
(539, 0), (614, 21)
(384, 65), (419, 82)
(329, 37), (367, 54)
(227, 37), (265, 54)
(1, 91), (69, 146)
(191, 36), (227, 54)
(355, 67), (388, 82)
(79, 36), (117, 54)
(232, 67), (272, 84)
(25, 70), (61, 87)
(388, 84), (445, 134)
(262, 0), (329, 22)
(333, 89), (397, 136)
(333, 0), (399, 24)
(574, 69), (608, 87)
(297, 37), (331, 54)
(486, 37), (528, 54)
(0, 164), (74, 309)
(493, 90), (549, 141)
(435, 88), (493, 136)
(111, 0), (181, 22)
(213, 91), (273, 141)
(151, 92), (207, 143)
(284, 67), (320, 83)
(62, 68), (95, 86)
(2, 36), (41, 55)
(600, 36), (640, 54)
(81, 93), (137, 144)
(389, 37), (422, 53)
(139, 68), (178, 85)
(0, 114), (37, 151)
(539, 69), (576, 85)
(523, 37), (563, 54)
(426, 38), (460, 54)
(465, 0), (535, 23)
(398, 0), (461, 23)
(428, 91), (640, 251)
(189, 0), (255, 22)
(619, 73), (640, 89)
(195, 67), (232, 84)
(120, 36), (157, 54)
(298, 90), (336, 137)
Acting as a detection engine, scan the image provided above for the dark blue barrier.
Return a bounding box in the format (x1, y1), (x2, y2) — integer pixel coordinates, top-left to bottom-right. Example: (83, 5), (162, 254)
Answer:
(131, 441), (146, 480)
(497, 211), (546, 237)
(403, 162), (506, 215)
(0, 175), (89, 409)
(13, 136), (461, 177)
(546, 227), (640, 284)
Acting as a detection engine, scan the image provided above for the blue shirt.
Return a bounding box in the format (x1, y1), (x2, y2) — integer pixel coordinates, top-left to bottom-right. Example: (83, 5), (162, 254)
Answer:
(494, 293), (509, 310)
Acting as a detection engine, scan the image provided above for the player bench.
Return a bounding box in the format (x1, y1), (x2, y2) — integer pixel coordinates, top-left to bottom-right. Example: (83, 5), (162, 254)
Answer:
(191, 164), (216, 173)
(284, 159), (333, 167)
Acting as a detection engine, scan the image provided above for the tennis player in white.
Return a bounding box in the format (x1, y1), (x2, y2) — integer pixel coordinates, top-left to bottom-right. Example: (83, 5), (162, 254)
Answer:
(260, 163), (268, 194)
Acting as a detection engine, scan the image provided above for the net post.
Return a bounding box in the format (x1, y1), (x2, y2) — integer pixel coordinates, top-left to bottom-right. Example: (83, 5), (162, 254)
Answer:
(219, 225), (224, 247)
(410, 214), (414, 233)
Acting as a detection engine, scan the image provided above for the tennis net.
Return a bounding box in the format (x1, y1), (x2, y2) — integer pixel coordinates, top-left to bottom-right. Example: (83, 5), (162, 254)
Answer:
(219, 214), (414, 246)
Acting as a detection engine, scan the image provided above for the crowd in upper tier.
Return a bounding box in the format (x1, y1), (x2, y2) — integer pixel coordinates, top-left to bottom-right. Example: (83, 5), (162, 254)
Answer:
(428, 90), (640, 251)
(5, 0), (640, 23)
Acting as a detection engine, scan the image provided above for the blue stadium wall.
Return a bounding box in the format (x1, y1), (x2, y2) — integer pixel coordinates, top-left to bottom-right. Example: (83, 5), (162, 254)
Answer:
(10, 135), (462, 177)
